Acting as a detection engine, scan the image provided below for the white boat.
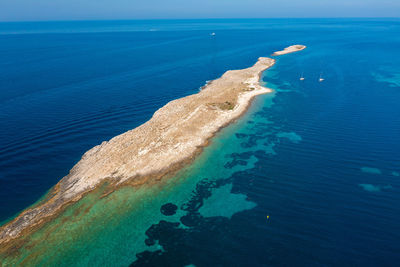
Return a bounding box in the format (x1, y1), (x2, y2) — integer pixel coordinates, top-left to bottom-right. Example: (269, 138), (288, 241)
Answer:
(300, 72), (305, 81)
(211, 32), (216, 36)
(319, 73), (324, 82)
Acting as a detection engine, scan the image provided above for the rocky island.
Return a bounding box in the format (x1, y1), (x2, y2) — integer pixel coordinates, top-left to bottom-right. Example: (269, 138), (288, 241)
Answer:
(272, 44), (306, 56)
(0, 46), (305, 252)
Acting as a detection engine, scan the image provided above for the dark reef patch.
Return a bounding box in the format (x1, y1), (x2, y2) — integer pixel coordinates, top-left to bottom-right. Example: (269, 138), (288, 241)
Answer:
(160, 203), (178, 216)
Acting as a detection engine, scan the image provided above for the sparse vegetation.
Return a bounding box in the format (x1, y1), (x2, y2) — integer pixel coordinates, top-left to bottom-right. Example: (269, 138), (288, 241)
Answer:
(218, 101), (235, 110)
(243, 86), (255, 91)
(208, 101), (235, 111)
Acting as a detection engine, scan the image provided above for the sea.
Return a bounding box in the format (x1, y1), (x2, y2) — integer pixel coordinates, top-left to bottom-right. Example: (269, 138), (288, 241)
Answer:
(0, 19), (400, 266)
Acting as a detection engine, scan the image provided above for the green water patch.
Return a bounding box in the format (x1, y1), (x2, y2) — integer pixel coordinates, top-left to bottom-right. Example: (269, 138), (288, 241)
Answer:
(359, 184), (381, 192)
(372, 70), (400, 88)
(198, 183), (256, 219)
(359, 184), (393, 193)
(360, 167), (382, 175)
(277, 132), (302, 144)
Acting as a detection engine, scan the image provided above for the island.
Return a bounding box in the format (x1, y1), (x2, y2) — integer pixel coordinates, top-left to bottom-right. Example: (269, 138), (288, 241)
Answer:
(272, 45), (306, 56)
(0, 46), (305, 251)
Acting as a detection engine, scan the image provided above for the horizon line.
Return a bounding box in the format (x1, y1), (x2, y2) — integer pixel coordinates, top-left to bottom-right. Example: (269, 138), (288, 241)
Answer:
(1, 17), (399, 23)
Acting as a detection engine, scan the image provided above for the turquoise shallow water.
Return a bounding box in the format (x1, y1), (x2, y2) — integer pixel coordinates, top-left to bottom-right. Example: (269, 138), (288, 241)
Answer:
(1, 19), (400, 266)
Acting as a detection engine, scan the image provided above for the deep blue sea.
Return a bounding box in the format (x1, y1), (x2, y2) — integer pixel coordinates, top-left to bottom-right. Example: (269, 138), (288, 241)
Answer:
(1, 19), (400, 266)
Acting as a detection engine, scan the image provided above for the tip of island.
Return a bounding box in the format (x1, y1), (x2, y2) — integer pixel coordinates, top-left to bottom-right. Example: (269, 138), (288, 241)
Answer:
(0, 45), (306, 252)
(272, 45), (306, 56)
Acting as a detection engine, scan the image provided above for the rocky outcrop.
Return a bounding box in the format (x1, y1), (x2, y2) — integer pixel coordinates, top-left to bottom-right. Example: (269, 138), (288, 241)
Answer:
(272, 45), (306, 56)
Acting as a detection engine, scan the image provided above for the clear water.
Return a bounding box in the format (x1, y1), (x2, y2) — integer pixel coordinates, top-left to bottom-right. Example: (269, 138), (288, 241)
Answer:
(1, 19), (400, 266)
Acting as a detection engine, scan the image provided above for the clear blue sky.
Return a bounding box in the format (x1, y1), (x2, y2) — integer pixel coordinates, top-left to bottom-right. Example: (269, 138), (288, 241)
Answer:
(1, 0), (399, 21)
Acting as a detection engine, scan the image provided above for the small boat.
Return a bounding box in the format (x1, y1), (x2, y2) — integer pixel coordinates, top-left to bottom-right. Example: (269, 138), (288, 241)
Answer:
(300, 72), (305, 81)
(210, 32), (216, 36)
(319, 73), (324, 82)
